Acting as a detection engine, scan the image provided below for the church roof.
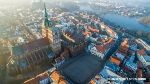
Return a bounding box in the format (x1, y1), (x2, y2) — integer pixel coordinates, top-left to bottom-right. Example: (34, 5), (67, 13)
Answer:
(12, 38), (49, 56)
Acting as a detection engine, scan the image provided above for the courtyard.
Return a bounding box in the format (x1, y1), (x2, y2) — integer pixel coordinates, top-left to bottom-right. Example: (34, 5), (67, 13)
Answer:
(59, 52), (106, 84)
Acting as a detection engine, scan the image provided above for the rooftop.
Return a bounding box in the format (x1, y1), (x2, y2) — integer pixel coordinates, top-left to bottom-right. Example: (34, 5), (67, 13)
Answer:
(12, 37), (49, 56)
(105, 62), (120, 72)
(143, 55), (150, 62)
(100, 68), (123, 83)
(95, 45), (106, 54)
(138, 49), (146, 55)
(45, 47), (55, 58)
(109, 57), (120, 65)
(12, 45), (23, 56)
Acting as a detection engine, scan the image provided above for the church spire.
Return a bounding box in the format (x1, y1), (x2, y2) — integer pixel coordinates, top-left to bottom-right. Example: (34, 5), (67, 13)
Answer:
(43, 2), (52, 27)
(44, 3), (48, 18)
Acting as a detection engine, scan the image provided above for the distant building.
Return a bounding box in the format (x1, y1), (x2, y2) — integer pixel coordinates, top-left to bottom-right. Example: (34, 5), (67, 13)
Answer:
(32, 0), (44, 9)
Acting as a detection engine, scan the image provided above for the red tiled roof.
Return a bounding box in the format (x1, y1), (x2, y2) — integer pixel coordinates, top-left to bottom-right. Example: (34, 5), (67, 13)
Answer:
(145, 82), (150, 84)
(121, 43), (129, 49)
(51, 71), (66, 83)
(60, 49), (69, 60)
(87, 26), (99, 33)
(120, 64), (130, 71)
(107, 38), (114, 44)
(103, 43), (109, 50)
(36, 72), (49, 81)
(89, 80), (96, 84)
(120, 65), (133, 76)
(138, 49), (146, 55)
(23, 78), (38, 84)
(112, 55), (122, 61)
(137, 62), (143, 68)
(95, 75), (100, 80)
(58, 80), (69, 84)
(95, 45), (106, 54)
(136, 69), (142, 78)
(110, 57), (120, 65)
(106, 27), (116, 35)
(83, 31), (91, 36)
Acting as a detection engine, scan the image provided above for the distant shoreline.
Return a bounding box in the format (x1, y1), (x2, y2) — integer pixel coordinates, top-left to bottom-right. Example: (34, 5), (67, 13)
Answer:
(138, 17), (150, 27)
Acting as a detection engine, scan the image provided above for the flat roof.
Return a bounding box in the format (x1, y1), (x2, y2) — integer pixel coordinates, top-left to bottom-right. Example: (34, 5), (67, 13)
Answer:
(59, 52), (105, 84)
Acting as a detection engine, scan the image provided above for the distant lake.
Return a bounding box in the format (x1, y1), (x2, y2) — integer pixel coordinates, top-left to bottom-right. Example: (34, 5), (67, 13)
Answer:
(100, 13), (150, 31)
(79, 5), (150, 32)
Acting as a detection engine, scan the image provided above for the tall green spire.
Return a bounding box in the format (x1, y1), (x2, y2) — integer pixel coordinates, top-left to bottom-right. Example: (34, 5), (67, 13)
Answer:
(44, 3), (48, 18)
(43, 3), (52, 27)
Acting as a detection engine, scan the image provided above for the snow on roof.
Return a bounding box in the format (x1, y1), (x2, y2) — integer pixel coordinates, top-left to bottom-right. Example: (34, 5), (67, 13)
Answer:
(143, 55), (150, 62)
(125, 61), (137, 72)
(116, 53), (125, 60)
(100, 68), (123, 83)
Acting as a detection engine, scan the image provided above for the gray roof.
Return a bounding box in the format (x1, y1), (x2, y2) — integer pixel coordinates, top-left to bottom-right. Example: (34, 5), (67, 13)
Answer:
(45, 47), (55, 58)
(105, 62), (120, 72)
(12, 45), (23, 56)
(18, 57), (29, 69)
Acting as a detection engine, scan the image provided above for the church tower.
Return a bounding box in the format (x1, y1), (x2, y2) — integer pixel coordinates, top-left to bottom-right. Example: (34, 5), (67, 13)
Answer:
(42, 3), (61, 55)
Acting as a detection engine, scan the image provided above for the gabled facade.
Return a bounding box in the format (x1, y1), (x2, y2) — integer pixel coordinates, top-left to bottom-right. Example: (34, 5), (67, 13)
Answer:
(90, 45), (105, 59)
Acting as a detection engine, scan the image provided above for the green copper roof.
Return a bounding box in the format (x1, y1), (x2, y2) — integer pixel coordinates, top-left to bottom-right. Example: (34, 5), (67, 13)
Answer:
(44, 3), (48, 18)
(43, 3), (52, 27)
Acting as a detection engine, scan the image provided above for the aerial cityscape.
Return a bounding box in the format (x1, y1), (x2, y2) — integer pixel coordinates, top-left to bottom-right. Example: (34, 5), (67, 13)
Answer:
(0, 0), (150, 84)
